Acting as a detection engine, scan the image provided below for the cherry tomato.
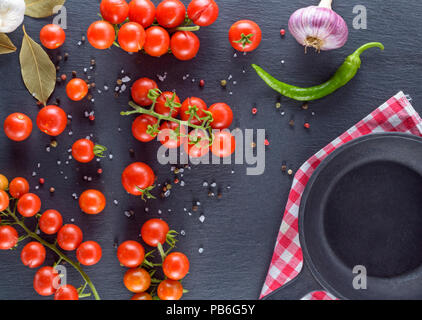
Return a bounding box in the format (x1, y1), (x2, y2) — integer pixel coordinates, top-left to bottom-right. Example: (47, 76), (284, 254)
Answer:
(229, 20), (262, 52)
(157, 279), (183, 300)
(158, 121), (186, 149)
(77, 241), (102, 266)
(187, 0), (219, 27)
(66, 78), (88, 101)
(181, 97), (208, 125)
(208, 103), (233, 129)
(131, 292), (152, 300)
(17, 193), (41, 218)
(124, 268), (151, 293)
(141, 219), (169, 247)
(155, 91), (181, 117)
(9, 177), (29, 199)
(33, 266), (59, 296)
(100, 0), (129, 24)
(3, 113), (32, 142)
(0, 190), (9, 212)
(87, 20), (116, 50)
(144, 26), (170, 57)
(118, 22), (146, 53)
(117, 240), (145, 268)
(36, 105), (67, 136)
(211, 130), (236, 158)
(183, 129), (210, 158)
(39, 24), (66, 49)
(57, 224), (83, 251)
(0, 226), (18, 250)
(170, 31), (200, 61)
(122, 162), (155, 196)
(54, 284), (79, 300)
(79, 189), (106, 215)
(132, 115), (158, 143)
(39, 210), (63, 235)
(163, 252), (190, 280)
(72, 139), (95, 163)
(156, 0), (186, 28)
(131, 77), (158, 107)
(0, 174), (8, 191)
(21, 241), (46, 269)
(129, 0), (156, 28)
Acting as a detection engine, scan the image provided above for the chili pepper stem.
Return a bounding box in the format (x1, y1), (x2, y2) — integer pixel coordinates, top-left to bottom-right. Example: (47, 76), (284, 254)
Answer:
(93, 144), (107, 158)
(319, 0), (333, 9)
(5, 208), (101, 300)
(353, 42), (384, 57)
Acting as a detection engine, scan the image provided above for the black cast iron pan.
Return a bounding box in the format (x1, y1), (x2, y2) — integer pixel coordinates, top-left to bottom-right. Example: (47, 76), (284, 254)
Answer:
(265, 133), (422, 300)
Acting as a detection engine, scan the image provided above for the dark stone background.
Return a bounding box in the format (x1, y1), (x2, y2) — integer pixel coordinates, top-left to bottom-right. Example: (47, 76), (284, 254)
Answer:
(0, 0), (420, 300)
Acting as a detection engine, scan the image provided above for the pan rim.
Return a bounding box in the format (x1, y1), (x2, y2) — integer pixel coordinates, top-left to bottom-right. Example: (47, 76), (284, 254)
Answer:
(298, 132), (422, 300)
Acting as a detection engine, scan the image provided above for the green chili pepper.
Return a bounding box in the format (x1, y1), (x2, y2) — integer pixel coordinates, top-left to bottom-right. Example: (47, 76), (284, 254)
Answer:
(252, 42), (384, 101)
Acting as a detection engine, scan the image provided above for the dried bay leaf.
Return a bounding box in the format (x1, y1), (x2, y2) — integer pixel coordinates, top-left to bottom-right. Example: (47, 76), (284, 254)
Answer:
(20, 26), (56, 105)
(25, 0), (66, 18)
(0, 33), (16, 55)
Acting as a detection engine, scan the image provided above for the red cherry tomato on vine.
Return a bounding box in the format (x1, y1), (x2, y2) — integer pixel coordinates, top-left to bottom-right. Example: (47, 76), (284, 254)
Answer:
(208, 103), (233, 129)
(66, 78), (88, 101)
(170, 31), (200, 61)
(141, 218), (169, 247)
(72, 139), (95, 163)
(0, 190), (9, 212)
(0, 226), (18, 250)
(131, 292), (153, 300)
(100, 0), (129, 24)
(181, 97), (208, 125)
(39, 24), (66, 49)
(39, 209), (63, 235)
(158, 121), (186, 149)
(187, 0), (219, 27)
(4, 113), (32, 142)
(156, 0), (186, 28)
(54, 284), (79, 300)
(131, 78), (158, 107)
(157, 279), (183, 300)
(144, 26), (170, 57)
(229, 20), (262, 52)
(122, 162), (155, 196)
(77, 241), (102, 266)
(124, 268), (151, 293)
(87, 20), (116, 50)
(17, 193), (41, 218)
(211, 130), (236, 158)
(163, 252), (190, 280)
(183, 129), (210, 158)
(79, 189), (106, 215)
(36, 105), (67, 136)
(117, 240), (145, 268)
(33, 266), (59, 296)
(57, 224), (83, 251)
(21, 241), (46, 269)
(118, 22), (146, 53)
(155, 91), (181, 117)
(129, 0), (156, 28)
(132, 115), (158, 143)
(9, 177), (29, 199)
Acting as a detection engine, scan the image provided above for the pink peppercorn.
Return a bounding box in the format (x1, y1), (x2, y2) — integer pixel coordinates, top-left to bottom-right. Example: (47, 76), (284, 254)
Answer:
(39, 178), (45, 185)
(280, 29), (286, 36)
(304, 123), (310, 129)
(199, 80), (205, 87)
(252, 107), (257, 115)
(264, 139), (270, 146)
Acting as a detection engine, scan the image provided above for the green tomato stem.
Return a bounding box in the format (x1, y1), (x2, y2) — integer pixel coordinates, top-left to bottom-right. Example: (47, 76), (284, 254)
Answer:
(5, 208), (101, 300)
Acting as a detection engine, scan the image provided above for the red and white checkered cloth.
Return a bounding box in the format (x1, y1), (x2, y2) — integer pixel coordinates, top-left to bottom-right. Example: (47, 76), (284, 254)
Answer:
(260, 91), (422, 300)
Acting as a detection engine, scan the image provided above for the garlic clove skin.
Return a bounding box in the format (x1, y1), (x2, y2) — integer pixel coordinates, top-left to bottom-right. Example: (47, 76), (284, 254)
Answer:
(0, 0), (26, 33)
(288, 6), (348, 52)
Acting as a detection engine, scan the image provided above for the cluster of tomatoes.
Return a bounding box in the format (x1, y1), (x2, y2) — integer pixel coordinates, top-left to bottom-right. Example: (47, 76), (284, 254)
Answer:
(117, 218), (189, 300)
(0, 174), (102, 300)
(130, 77), (236, 158)
(87, 0), (218, 60)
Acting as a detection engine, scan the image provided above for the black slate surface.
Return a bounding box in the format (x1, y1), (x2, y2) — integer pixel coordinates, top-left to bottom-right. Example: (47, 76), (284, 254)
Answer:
(0, 0), (420, 300)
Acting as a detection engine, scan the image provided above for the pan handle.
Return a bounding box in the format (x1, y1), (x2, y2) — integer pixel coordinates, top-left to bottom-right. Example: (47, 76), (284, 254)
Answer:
(263, 263), (323, 300)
